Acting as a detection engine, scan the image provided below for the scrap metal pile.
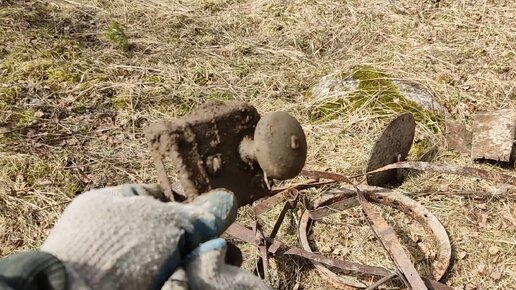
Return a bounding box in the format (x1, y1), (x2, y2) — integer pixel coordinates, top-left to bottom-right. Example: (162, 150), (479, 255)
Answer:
(145, 101), (516, 289)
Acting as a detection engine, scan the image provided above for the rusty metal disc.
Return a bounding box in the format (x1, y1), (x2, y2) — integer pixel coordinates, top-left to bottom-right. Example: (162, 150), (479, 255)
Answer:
(366, 112), (415, 186)
(298, 184), (451, 289)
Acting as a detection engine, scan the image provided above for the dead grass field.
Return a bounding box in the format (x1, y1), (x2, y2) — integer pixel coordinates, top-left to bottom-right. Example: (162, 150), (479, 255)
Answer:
(1, 0), (515, 289)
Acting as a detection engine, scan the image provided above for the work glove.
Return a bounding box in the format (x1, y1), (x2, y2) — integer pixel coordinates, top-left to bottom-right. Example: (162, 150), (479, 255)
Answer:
(36, 184), (270, 290)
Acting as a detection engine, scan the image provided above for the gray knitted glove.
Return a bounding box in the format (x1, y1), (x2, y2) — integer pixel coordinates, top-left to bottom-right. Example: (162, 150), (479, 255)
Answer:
(183, 239), (270, 290)
(40, 184), (270, 290)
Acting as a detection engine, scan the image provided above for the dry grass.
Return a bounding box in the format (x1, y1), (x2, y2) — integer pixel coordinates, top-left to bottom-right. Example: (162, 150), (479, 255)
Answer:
(1, 0), (515, 288)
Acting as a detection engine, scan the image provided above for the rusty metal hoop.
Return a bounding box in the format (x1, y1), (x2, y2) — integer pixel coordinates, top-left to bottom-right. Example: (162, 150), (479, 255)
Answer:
(298, 184), (451, 289)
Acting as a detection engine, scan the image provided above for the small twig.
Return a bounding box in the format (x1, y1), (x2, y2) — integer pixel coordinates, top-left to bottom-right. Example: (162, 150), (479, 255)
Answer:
(109, 64), (164, 73)
(365, 272), (398, 290)
(482, 239), (516, 246)
(59, 0), (107, 11)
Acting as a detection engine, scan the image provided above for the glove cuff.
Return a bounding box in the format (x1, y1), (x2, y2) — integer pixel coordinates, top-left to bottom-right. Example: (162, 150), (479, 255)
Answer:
(0, 251), (68, 290)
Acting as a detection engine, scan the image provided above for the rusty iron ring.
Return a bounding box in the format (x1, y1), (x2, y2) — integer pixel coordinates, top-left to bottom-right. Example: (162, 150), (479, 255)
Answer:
(298, 184), (451, 289)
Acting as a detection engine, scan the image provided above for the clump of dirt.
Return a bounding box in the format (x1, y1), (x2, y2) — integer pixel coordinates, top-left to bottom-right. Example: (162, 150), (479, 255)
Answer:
(146, 101), (269, 206)
(146, 101), (308, 205)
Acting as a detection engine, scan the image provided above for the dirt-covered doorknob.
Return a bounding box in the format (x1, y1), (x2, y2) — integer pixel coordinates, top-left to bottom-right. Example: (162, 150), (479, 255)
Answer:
(240, 111), (307, 180)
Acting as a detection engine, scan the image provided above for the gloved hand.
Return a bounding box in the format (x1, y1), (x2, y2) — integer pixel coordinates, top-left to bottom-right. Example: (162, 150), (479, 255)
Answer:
(38, 184), (270, 290)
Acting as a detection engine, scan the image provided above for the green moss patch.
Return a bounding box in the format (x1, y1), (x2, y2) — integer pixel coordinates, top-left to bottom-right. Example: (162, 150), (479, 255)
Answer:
(0, 38), (84, 88)
(0, 157), (80, 193)
(206, 91), (235, 101)
(309, 66), (442, 132)
(103, 20), (129, 51)
(111, 91), (130, 110)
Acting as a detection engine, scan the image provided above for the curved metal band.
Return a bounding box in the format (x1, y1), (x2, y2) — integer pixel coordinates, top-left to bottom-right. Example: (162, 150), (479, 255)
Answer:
(298, 184), (451, 289)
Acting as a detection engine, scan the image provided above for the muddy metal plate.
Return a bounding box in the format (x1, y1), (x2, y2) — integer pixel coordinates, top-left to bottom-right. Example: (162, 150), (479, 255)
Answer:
(145, 101), (269, 206)
(471, 109), (516, 162)
(366, 112), (416, 186)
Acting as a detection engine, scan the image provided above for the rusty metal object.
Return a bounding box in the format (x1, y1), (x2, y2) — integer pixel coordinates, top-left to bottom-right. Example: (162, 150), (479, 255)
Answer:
(340, 185), (451, 280)
(308, 194), (359, 219)
(272, 180), (336, 194)
(251, 169), (354, 217)
(226, 223), (391, 277)
(306, 187), (452, 281)
(253, 187), (301, 215)
(222, 166), (452, 289)
(366, 113), (416, 186)
(298, 185), (451, 288)
(252, 179), (337, 215)
(253, 190), (300, 279)
(145, 101), (461, 288)
(298, 204), (371, 289)
(269, 190), (299, 239)
(146, 101), (309, 206)
(424, 279), (455, 290)
(252, 221), (269, 280)
(471, 109), (516, 162)
(300, 169), (353, 184)
(367, 160), (516, 186)
(356, 189), (427, 289)
(146, 101), (268, 205)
